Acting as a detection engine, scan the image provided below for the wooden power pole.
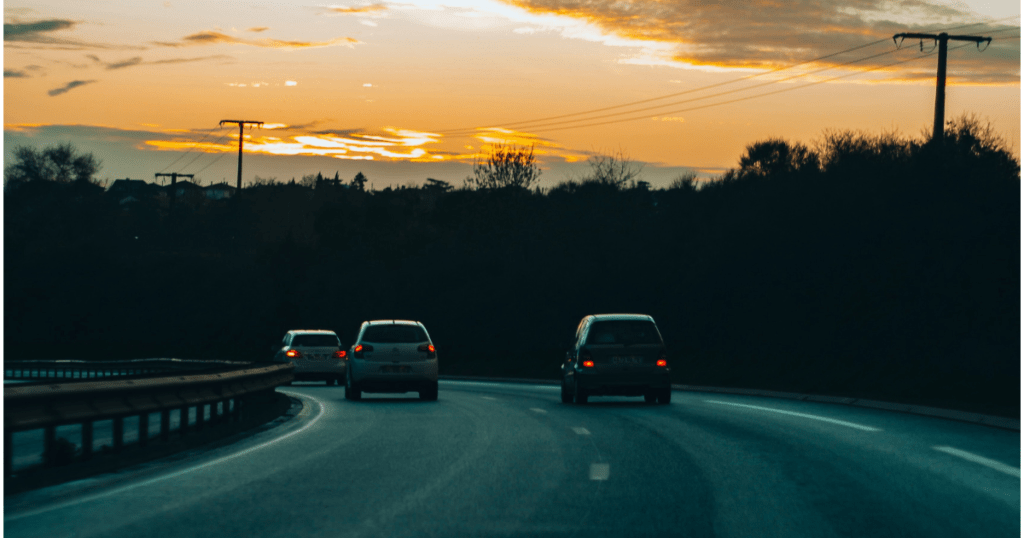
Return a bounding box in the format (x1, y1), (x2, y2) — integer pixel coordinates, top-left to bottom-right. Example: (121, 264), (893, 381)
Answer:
(893, 32), (991, 143)
(155, 172), (194, 212)
(219, 120), (263, 192)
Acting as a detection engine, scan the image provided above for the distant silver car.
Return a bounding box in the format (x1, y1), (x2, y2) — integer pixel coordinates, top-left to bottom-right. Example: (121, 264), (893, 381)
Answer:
(273, 329), (347, 385)
(561, 314), (671, 404)
(345, 320), (439, 401)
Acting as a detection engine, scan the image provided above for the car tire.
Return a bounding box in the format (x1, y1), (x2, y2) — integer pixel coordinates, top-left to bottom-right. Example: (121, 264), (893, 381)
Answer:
(644, 392), (657, 404)
(419, 383), (439, 401)
(574, 383), (588, 405)
(560, 379), (573, 404)
(657, 389), (671, 405)
(346, 373), (361, 401)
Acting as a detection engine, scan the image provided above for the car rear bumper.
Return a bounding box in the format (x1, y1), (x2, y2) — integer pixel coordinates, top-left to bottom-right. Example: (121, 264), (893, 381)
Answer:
(350, 359), (438, 393)
(576, 370), (670, 396)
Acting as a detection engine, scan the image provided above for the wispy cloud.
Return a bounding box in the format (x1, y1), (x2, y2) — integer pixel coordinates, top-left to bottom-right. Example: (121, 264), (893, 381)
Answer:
(47, 80), (96, 96)
(4, 69), (28, 78)
(154, 30), (360, 49)
(4, 18), (144, 50)
(499, 0), (1020, 81)
(326, 4), (387, 15)
(247, 26), (269, 33)
(87, 54), (233, 70)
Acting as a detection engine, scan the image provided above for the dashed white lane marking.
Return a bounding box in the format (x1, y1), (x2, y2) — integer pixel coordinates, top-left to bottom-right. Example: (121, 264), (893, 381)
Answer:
(705, 399), (882, 432)
(933, 446), (1021, 478)
(590, 463), (610, 481)
(530, 408), (547, 414)
(572, 427), (591, 435)
(5, 391), (327, 522)
(480, 396), (496, 400)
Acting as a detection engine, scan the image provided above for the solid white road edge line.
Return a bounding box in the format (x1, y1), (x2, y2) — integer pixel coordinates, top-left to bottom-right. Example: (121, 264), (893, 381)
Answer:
(5, 390), (327, 522)
(932, 446), (1021, 478)
(530, 408), (547, 414)
(480, 396), (496, 400)
(572, 427), (591, 435)
(590, 463), (610, 481)
(705, 399), (882, 432)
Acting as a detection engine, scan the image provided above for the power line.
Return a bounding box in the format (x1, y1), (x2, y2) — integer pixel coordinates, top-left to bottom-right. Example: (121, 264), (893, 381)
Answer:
(157, 126), (221, 174)
(435, 16), (1020, 137)
(526, 42), (982, 134)
(177, 130), (233, 174)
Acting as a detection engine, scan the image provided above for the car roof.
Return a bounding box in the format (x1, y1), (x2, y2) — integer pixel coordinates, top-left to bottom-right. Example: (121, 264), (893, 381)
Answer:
(363, 319), (422, 326)
(587, 313), (655, 322)
(287, 329), (339, 335)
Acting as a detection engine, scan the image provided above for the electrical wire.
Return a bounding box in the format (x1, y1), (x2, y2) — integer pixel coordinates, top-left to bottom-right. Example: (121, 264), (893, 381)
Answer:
(177, 131), (233, 174)
(156, 126), (221, 174)
(526, 42), (983, 134)
(435, 15), (1021, 137)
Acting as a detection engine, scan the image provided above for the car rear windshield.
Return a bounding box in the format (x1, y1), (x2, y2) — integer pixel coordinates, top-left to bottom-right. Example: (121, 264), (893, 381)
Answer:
(586, 320), (662, 345)
(362, 325), (428, 343)
(291, 334), (340, 347)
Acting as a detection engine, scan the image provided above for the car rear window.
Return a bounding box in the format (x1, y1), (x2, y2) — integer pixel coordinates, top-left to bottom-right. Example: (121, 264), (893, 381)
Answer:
(362, 325), (428, 343)
(586, 320), (662, 345)
(291, 334), (340, 347)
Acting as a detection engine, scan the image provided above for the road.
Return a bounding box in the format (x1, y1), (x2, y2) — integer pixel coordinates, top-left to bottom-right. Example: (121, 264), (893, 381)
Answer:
(5, 381), (1019, 537)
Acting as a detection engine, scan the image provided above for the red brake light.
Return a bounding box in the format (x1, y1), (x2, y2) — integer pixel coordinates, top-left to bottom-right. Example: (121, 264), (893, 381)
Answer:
(583, 360), (595, 368)
(428, 344), (435, 353)
(334, 350), (347, 359)
(354, 344), (363, 353)
(656, 359), (667, 367)
(286, 349), (301, 358)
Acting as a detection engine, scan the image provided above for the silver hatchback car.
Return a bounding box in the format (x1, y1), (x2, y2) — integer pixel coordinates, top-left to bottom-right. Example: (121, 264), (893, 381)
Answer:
(345, 320), (439, 401)
(273, 329), (347, 385)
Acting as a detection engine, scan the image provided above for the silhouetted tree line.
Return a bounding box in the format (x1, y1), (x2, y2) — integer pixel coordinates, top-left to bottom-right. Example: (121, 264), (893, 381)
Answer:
(4, 116), (1019, 416)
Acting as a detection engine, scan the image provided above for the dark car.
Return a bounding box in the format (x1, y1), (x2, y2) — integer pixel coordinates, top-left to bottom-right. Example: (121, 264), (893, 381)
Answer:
(561, 314), (671, 404)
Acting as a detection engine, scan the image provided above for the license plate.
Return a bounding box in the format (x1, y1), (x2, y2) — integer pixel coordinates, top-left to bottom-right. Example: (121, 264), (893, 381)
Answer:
(380, 365), (411, 373)
(612, 356), (643, 365)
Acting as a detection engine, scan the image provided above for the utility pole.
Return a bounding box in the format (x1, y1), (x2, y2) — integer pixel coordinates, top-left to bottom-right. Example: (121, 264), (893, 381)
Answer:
(892, 32), (991, 143)
(155, 172), (194, 213)
(219, 120), (263, 192)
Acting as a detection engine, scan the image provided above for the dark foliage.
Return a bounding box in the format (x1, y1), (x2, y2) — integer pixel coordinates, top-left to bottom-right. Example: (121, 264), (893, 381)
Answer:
(5, 119), (1019, 416)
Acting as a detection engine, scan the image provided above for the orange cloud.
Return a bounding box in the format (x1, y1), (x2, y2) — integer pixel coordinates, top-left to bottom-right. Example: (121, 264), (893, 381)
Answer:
(327, 4), (387, 15)
(156, 31), (360, 49)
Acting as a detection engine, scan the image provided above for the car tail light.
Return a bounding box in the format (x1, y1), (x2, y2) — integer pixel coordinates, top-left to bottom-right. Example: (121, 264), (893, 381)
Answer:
(417, 343), (437, 358)
(657, 350), (668, 367)
(656, 359), (667, 367)
(583, 360), (595, 368)
(353, 344), (373, 358)
(286, 349), (302, 358)
(334, 350), (347, 359)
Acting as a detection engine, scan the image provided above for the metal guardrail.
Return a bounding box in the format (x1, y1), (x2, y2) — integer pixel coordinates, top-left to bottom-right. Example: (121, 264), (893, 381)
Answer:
(4, 359), (254, 381)
(4, 362), (294, 477)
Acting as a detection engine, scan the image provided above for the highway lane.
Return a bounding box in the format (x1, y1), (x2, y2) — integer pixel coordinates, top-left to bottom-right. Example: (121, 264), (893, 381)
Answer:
(5, 381), (1019, 537)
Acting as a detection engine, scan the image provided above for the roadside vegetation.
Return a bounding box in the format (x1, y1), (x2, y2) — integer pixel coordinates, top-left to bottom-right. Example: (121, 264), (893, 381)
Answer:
(5, 115), (1019, 416)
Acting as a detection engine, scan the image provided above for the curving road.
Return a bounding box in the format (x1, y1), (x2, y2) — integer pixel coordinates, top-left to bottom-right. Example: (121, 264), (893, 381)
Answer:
(5, 381), (1020, 537)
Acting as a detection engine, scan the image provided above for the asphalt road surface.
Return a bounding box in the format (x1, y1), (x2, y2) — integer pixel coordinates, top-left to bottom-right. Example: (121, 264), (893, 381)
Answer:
(5, 381), (1019, 537)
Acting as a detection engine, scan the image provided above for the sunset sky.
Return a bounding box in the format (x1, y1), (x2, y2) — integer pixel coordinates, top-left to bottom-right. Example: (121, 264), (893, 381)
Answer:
(4, 0), (1020, 189)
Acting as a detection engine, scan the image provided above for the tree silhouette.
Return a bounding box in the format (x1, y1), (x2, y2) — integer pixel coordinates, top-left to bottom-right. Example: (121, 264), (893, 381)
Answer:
(351, 172), (367, 191)
(4, 142), (102, 190)
(467, 143), (541, 190)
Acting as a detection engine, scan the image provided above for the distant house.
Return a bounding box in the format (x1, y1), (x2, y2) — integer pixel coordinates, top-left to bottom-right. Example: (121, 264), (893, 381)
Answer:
(165, 180), (203, 199)
(108, 178), (161, 204)
(204, 182), (237, 200)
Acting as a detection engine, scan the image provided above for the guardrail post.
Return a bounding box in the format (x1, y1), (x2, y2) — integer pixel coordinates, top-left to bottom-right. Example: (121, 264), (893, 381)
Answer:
(81, 421), (93, 460)
(5, 429), (13, 477)
(179, 406), (189, 436)
(160, 410), (170, 442)
(138, 413), (149, 447)
(113, 417), (124, 451)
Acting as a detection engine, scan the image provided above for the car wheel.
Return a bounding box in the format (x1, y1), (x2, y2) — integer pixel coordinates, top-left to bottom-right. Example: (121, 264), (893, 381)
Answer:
(573, 382), (588, 405)
(346, 373), (361, 401)
(658, 389), (672, 405)
(644, 392), (657, 404)
(560, 379), (573, 404)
